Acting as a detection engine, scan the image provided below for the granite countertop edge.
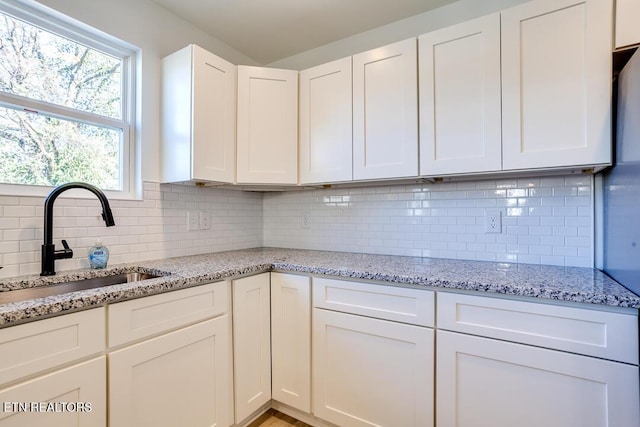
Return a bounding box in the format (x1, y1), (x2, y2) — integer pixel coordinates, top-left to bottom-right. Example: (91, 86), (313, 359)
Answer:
(1, 247), (638, 327)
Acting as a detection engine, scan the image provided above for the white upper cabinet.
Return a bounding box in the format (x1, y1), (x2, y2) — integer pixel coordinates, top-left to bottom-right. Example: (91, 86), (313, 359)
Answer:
(161, 45), (236, 184)
(501, 0), (612, 170)
(236, 66), (298, 185)
(353, 38), (419, 180)
(616, 0), (640, 49)
(418, 14), (502, 176)
(299, 57), (353, 184)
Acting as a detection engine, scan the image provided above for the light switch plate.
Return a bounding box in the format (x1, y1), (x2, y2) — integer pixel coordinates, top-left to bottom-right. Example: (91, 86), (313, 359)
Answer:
(187, 211), (199, 231)
(199, 211), (211, 230)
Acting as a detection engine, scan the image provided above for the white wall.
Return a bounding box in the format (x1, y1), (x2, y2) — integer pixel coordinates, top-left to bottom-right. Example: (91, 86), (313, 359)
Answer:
(268, 0), (529, 70)
(31, 0), (259, 184)
(264, 176), (594, 268)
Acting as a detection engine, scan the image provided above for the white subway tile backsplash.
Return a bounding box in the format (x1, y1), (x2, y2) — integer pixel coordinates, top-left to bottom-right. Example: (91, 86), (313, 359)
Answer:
(0, 176), (595, 276)
(263, 176), (594, 267)
(0, 183), (263, 278)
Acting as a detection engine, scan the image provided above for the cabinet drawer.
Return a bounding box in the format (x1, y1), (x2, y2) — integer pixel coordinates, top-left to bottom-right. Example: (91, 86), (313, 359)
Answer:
(437, 292), (639, 364)
(108, 282), (228, 347)
(0, 308), (105, 387)
(313, 277), (434, 327)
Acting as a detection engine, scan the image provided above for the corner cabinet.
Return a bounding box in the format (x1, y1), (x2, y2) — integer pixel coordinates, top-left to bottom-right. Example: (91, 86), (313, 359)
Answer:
(501, 0), (612, 170)
(418, 14), (502, 176)
(236, 66), (298, 185)
(232, 273), (272, 422)
(161, 45), (236, 184)
(353, 38), (419, 180)
(270, 273), (311, 413)
(299, 57), (353, 184)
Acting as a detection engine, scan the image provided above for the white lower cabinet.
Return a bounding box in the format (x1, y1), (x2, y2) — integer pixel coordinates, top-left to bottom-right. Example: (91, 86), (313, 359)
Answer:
(436, 330), (639, 427)
(436, 292), (640, 427)
(0, 357), (106, 427)
(312, 278), (435, 427)
(107, 282), (233, 427)
(232, 273), (272, 423)
(109, 317), (233, 427)
(313, 309), (434, 427)
(270, 273), (311, 413)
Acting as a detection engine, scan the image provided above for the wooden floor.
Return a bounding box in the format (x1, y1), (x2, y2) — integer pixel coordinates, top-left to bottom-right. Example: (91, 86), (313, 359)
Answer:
(248, 409), (312, 427)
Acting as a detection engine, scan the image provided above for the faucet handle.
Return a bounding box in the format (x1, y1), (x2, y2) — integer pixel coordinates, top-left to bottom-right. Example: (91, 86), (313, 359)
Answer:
(55, 240), (74, 260)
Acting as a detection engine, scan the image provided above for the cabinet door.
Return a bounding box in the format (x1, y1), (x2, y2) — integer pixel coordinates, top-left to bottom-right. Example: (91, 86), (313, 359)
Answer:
(109, 317), (233, 427)
(232, 273), (271, 422)
(615, 0), (640, 49)
(419, 14), (501, 176)
(161, 45), (236, 183)
(313, 308), (434, 427)
(0, 357), (106, 427)
(237, 66), (298, 184)
(192, 46), (236, 183)
(271, 273), (311, 413)
(353, 38), (418, 180)
(501, 0), (612, 170)
(299, 57), (353, 184)
(436, 330), (640, 427)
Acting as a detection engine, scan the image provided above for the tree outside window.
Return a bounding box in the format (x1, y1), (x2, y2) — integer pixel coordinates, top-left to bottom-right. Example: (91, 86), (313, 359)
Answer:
(0, 7), (133, 192)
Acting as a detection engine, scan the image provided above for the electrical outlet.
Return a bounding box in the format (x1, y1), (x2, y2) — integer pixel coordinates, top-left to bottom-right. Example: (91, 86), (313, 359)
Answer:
(302, 212), (311, 229)
(187, 211), (199, 231)
(199, 211), (211, 230)
(485, 209), (502, 233)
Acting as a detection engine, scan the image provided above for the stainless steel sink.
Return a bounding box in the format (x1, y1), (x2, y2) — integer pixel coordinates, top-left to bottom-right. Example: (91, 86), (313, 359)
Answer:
(0, 272), (161, 305)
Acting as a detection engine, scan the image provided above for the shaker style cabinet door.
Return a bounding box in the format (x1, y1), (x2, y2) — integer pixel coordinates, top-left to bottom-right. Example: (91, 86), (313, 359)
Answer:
(270, 273), (311, 413)
(419, 13), (501, 176)
(501, 0), (612, 170)
(232, 273), (272, 422)
(353, 38), (419, 180)
(236, 66), (298, 185)
(299, 57), (353, 184)
(109, 318), (233, 427)
(615, 0), (640, 49)
(312, 308), (434, 427)
(161, 44), (236, 183)
(0, 357), (106, 427)
(436, 330), (640, 427)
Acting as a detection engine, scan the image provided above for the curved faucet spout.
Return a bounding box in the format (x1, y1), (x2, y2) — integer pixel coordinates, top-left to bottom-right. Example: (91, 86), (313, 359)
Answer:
(41, 182), (116, 276)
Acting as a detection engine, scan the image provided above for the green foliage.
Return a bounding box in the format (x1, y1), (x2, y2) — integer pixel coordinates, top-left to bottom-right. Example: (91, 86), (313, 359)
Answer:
(0, 12), (123, 190)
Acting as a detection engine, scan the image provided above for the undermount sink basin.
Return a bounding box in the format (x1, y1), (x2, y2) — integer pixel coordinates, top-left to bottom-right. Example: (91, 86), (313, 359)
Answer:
(0, 272), (161, 305)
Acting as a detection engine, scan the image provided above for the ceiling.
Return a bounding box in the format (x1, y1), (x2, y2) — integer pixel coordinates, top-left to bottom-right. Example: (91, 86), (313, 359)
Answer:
(151, 0), (459, 64)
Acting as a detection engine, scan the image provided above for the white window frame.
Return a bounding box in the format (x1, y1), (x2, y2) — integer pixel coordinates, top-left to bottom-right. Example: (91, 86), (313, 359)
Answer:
(0, 0), (139, 200)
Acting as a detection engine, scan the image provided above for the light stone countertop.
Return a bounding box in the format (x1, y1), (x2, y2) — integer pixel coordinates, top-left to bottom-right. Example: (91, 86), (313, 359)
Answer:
(1, 247), (639, 327)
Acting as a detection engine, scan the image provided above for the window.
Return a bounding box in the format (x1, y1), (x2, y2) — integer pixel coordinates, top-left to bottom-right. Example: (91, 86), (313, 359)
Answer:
(0, 0), (136, 197)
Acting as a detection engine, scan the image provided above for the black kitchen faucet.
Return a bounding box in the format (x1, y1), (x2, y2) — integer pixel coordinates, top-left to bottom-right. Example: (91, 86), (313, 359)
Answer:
(41, 182), (115, 276)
